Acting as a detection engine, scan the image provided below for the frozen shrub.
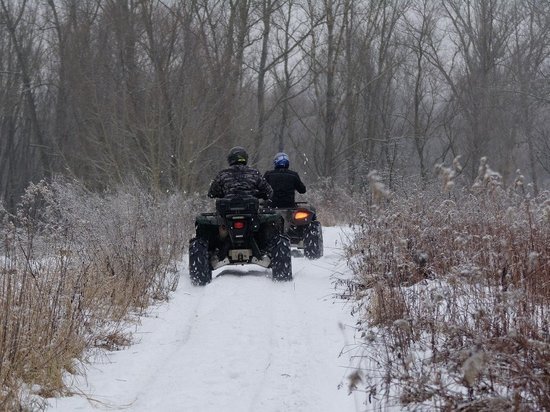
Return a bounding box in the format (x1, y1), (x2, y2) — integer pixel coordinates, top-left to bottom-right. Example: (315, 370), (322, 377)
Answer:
(306, 178), (365, 226)
(344, 158), (550, 411)
(367, 170), (391, 204)
(0, 179), (204, 409)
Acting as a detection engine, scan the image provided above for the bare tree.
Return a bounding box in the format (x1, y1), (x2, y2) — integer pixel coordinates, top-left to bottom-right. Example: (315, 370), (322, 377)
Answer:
(401, 0), (442, 184)
(249, 0), (317, 167)
(139, 0), (180, 189)
(424, 0), (516, 179)
(508, 0), (550, 195)
(252, 0), (278, 165)
(302, 0), (346, 180)
(0, 0), (50, 183)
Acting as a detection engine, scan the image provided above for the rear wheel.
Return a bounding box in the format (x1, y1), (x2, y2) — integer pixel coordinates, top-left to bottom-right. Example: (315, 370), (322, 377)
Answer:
(304, 221), (323, 259)
(189, 238), (212, 285)
(271, 235), (292, 281)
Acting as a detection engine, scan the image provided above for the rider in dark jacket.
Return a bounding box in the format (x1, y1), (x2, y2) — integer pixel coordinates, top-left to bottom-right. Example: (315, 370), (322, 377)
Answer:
(208, 146), (273, 200)
(263, 152), (306, 208)
(208, 147), (274, 261)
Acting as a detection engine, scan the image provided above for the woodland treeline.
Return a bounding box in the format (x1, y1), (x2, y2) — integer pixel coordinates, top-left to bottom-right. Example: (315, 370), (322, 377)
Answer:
(1, 0), (549, 208)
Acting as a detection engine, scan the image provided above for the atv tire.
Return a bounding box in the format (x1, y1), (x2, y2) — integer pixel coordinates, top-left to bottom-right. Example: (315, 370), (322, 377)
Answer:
(304, 221), (323, 260)
(189, 238), (212, 286)
(271, 234), (292, 281)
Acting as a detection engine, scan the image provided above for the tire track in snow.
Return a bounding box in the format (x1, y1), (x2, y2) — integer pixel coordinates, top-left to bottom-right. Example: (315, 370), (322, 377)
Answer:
(48, 227), (360, 412)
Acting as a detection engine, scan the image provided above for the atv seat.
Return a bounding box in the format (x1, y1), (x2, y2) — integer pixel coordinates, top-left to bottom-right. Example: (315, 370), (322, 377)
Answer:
(216, 196), (259, 216)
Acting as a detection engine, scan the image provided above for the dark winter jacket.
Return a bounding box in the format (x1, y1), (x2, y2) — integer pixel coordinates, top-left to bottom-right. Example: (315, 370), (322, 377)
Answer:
(208, 164), (273, 200)
(263, 168), (306, 208)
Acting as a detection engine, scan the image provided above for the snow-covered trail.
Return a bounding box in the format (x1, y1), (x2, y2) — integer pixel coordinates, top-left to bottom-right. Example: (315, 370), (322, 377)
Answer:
(48, 227), (362, 412)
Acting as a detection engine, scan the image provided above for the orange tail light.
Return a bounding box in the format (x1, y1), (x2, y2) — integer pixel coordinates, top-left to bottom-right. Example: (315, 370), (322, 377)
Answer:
(293, 211), (311, 220)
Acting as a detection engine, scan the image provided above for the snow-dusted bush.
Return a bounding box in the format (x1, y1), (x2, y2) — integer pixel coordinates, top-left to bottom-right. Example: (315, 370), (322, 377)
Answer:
(306, 178), (367, 226)
(0, 179), (204, 409)
(344, 160), (550, 411)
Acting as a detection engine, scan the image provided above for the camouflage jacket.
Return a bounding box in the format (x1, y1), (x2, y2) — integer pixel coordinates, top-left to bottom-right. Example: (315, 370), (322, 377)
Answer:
(208, 165), (273, 200)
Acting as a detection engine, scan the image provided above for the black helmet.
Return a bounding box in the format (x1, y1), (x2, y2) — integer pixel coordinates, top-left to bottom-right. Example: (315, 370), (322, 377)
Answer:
(227, 146), (248, 166)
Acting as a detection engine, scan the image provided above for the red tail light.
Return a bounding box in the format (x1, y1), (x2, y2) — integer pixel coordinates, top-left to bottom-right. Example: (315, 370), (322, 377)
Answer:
(233, 221), (245, 229)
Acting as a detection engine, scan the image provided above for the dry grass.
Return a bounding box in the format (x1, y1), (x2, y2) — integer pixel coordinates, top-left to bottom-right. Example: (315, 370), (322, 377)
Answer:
(305, 178), (365, 226)
(344, 164), (550, 411)
(0, 179), (206, 410)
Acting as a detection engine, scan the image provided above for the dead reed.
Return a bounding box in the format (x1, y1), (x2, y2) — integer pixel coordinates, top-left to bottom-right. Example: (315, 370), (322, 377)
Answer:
(345, 164), (550, 411)
(0, 179), (205, 410)
(306, 178), (365, 226)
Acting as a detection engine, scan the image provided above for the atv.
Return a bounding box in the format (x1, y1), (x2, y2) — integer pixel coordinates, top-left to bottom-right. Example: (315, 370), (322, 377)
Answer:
(189, 196), (292, 285)
(270, 202), (323, 260)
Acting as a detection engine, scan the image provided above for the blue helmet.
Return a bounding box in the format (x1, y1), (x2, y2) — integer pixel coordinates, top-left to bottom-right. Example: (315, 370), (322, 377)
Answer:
(273, 152), (290, 169)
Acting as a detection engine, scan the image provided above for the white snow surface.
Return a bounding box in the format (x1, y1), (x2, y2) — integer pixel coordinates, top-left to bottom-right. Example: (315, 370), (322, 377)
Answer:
(47, 226), (362, 412)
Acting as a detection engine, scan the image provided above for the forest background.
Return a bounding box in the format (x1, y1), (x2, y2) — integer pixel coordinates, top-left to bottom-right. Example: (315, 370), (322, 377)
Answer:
(1, 0), (549, 206)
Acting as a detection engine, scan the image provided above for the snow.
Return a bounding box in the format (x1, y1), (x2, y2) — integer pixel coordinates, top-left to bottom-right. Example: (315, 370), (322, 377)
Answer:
(47, 227), (362, 411)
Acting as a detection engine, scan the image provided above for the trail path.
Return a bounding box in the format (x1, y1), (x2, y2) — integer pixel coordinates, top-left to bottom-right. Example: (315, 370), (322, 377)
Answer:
(48, 227), (361, 412)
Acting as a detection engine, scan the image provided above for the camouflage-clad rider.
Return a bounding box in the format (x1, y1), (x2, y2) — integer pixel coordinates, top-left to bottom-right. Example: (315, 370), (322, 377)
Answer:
(208, 146), (273, 200)
(207, 146), (275, 262)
